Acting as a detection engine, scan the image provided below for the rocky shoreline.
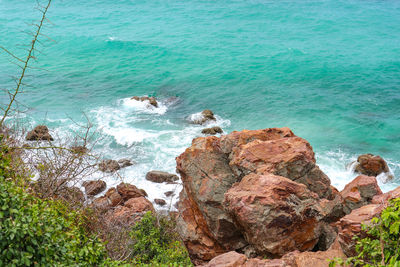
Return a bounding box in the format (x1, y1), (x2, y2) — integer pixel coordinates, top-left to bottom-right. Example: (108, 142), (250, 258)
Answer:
(24, 103), (397, 266)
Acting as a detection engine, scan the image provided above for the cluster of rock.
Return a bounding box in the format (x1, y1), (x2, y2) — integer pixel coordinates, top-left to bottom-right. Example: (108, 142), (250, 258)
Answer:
(131, 96), (158, 107)
(174, 127), (396, 266)
(92, 182), (154, 227)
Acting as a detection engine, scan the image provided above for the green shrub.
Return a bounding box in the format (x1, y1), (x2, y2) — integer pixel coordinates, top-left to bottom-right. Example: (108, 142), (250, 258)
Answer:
(128, 212), (193, 266)
(331, 198), (400, 267)
(0, 145), (106, 266)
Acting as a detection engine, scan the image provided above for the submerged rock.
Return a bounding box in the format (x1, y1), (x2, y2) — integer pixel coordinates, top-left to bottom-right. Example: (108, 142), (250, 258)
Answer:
(192, 109), (217, 125)
(118, 158), (134, 168)
(202, 126), (223, 135)
(354, 154), (391, 178)
(154, 198), (167, 206)
(131, 96), (158, 107)
(70, 145), (88, 155)
(145, 170), (179, 183)
(164, 191), (175, 197)
(26, 125), (54, 141)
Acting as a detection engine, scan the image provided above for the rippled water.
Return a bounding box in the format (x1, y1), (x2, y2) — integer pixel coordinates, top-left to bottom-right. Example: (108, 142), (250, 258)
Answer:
(1, 0), (400, 201)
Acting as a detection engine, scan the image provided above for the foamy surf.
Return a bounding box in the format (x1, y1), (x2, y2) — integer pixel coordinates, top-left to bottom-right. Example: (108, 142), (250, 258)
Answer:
(317, 150), (398, 192)
(120, 97), (168, 115)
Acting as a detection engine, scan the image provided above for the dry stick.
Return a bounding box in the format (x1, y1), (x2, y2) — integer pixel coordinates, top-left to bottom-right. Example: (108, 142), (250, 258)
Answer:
(0, 0), (52, 127)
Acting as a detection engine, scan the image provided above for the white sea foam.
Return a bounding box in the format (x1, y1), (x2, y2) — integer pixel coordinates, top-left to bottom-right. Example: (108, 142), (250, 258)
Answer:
(120, 97), (168, 115)
(317, 150), (398, 192)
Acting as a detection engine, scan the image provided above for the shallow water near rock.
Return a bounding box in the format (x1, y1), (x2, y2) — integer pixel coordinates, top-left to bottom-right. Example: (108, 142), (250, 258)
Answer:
(1, 0), (399, 202)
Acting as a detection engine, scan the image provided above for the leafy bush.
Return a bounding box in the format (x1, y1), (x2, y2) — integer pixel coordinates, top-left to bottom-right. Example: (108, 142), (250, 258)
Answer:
(331, 198), (400, 267)
(0, 144), (106, 266)
(128, 212), (193, 266)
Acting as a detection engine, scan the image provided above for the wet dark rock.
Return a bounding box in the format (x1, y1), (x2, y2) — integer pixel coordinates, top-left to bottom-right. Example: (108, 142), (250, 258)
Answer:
(70, 146), (88, 155)
(99, 159), (120, 173)
(118, 158), (134, 168)
(202, 126), (223, 135)
(26, 125), (54, 141)
(116, 182), (147, 201)
(164, 191), (175, 197)
(354, 154), (391, 178)
(83, 180), (107, 196)
(145, 170), (179, 183)
(193, 109), (217, 125)
(154, 198), (167, 206)
(131, 96), (158, 107)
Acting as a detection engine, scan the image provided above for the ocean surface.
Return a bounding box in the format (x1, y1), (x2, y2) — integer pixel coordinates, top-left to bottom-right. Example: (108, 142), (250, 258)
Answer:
(1, 0), (400, 203)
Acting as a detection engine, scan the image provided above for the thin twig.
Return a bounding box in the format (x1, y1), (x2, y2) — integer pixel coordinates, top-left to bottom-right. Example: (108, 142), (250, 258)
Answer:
(0, 0), (52, 127)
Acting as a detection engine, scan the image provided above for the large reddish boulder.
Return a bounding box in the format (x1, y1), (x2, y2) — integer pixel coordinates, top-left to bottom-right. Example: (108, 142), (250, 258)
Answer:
(337, 204), (384, 256)
(224, 173), (322, 257)
(340, 175), (382, 214)
(176, 127), (341, 263)
(354, 154), (391, 177)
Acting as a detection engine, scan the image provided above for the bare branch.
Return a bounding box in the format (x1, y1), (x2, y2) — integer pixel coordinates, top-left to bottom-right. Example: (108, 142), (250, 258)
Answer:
(0, 0), (52, 127)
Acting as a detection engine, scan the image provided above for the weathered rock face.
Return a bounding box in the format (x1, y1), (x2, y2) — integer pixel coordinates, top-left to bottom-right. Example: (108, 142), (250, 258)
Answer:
(372, 186), (400, 204)
(199, 251), (247, 267)
(201, 249), (347, 267)
(145, 170), (179, 183)
(26, 125), (54, 141)
(337, 204), (384, 256)
(176, 136), (246, 258)
(224, 173), (322, 257)
(229, 137), (334, 199)
(354, 154), (390, 177)
(83, 180), (106, 196)
(131, 96), (158, 107)
(176, 127), (341, 263)
(340, 175), (382, 214)
(202, 126), (223, 135)
(176, 189), (226, 264)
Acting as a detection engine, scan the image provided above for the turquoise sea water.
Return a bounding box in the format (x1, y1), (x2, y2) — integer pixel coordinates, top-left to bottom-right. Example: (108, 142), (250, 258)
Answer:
(1, 0), (400, 199)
